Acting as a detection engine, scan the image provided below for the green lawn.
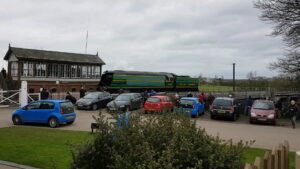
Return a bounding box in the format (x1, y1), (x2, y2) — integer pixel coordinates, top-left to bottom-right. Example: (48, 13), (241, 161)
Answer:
(0, 127), (296, 169)
(199, 84), (233, 92)
(0, 127), (94, 169)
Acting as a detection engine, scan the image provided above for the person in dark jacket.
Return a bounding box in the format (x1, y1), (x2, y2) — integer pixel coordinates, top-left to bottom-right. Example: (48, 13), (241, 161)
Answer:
(40, 88), (49, 100)
(65, 92), (77, 104)
(288, 100), (299, 129)
(79, 86), (86, 98)
(187, 92), (193, 97)
(244, 96), (253, 115)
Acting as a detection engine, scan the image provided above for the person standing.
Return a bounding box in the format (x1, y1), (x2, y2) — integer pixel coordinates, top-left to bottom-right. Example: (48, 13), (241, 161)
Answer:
(187, 92), (193, 97)
(79, 86), (86, 98)
(198, 92), (206, 104)
(65, 92), (77, 104)
(40, 88), (49, 100)
(288, 100), (299, 129)
(244, 96), (253, 115)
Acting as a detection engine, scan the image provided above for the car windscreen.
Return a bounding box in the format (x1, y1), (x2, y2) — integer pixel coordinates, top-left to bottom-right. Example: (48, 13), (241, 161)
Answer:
(180, 99), (194, 108)
(60, 102), (74, 114)
(213, 99), (232, 106)
(83, 93), (99, 99)
(252, 102), (274, 110)
(115, 95), (131, 101)
(147, 97), (161, 103)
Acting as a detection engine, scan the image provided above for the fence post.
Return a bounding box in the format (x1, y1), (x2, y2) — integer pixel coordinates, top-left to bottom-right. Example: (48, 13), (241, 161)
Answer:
(263, 151), (270, 169)
(245, 163), (253, 169)
(254, 157), (262, 169)
(19, 81), (28, 107)
(296, 151), (300, 169)
(274, 148), (280, 169)
(279, 144), (285, 169)
(283, 141), (289, 169)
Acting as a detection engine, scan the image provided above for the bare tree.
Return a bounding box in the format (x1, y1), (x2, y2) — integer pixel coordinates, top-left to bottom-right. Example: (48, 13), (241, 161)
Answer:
(269, 51), (300, 75)
(254, 0), (300, 76)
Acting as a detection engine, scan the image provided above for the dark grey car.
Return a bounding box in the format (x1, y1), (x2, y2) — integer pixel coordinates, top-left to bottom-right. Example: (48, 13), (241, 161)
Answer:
(76, 92), (112, 110)
(107, 93), (143, 111)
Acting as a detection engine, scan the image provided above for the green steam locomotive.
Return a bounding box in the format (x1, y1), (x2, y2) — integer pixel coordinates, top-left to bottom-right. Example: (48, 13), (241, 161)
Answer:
(98, 70), (199, 92)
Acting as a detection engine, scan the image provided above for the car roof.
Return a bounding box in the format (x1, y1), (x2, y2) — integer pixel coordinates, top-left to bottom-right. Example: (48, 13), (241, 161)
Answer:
(121, 93), (140, 96)
(150, 95), (168, 98)
(215, 97), (234, 101)
(181, 97), (198, 101)
(35, 99), (70, 103)
(254, 100), (273, 103)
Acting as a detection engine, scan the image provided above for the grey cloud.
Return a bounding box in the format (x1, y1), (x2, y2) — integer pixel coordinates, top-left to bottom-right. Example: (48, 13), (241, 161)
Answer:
(0, 0), (284, 79)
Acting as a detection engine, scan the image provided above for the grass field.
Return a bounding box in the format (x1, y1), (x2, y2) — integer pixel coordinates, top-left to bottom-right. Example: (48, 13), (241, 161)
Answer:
(199, 84), (233, 92)
(0, 127), (296, 169)
(0, 127), (94, 169)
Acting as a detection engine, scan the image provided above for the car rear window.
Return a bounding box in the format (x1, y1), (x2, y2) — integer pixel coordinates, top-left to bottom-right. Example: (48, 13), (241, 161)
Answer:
(213, 99), (232, 106)
(147, 97), (161, 102)
(252, 101), (274, 110)
(60, 102), (74, 114)
(180, 99), (194, 108)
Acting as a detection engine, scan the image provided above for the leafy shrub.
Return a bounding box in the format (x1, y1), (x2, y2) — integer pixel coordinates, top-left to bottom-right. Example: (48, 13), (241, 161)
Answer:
(71, 111), (249, 169)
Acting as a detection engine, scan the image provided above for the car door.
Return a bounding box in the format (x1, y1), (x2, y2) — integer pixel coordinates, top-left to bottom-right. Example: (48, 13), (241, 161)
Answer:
(97, 93), (104, 107)
(165, 97), (172, 109)
(21, 102), (41, 122)
(38, 102), (55, 122)
(102, 92), (111, 107)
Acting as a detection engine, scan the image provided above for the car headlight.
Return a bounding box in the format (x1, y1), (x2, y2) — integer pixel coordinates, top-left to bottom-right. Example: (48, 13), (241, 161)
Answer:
(268, 114), (275, 119)
(250, 112), (257, 117)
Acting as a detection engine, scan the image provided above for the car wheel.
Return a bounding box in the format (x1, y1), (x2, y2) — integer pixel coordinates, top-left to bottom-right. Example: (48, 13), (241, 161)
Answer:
(67, 121), (74, 125)
(210, 114), (215, 119)
(49, 117), (59, 128)
(12, 115), (22, 125)
(92, 104), (98, 110)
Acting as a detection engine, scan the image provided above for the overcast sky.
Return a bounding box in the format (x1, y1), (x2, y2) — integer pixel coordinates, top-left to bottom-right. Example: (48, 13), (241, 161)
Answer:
(0, 0), (284, 79)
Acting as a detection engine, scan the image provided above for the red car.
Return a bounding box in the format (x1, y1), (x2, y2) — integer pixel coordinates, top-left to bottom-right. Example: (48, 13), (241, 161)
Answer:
(249, 100), (276, 124)
(144, 96), (173, 113)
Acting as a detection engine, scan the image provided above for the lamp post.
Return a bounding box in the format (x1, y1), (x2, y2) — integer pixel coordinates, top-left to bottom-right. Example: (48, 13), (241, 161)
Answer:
(233, 63), (236, 92)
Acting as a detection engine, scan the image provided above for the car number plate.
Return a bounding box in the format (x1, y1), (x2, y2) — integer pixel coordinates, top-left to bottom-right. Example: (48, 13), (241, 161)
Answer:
(110, 108), (116, 111)
(184, 110), (190, 113)
(218, 110), (225, 113)
(66, 116), (73, 119)
(257, 118), (267, 121)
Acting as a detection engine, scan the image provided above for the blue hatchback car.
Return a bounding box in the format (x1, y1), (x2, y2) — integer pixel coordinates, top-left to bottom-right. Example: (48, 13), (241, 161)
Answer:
(12, 100), (76, 128)
(178, 97), (204, 118)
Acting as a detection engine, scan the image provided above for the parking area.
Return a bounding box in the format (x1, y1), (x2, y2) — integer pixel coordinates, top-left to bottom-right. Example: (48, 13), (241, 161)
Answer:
(1, 107), (300, 151)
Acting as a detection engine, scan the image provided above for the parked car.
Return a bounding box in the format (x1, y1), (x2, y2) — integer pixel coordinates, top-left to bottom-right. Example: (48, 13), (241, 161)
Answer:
(210, 97), (239, 121)
(107, 93), (143, 111)
(177, 97), (204, 118)
(249, 100), (276, 124)
(76, 92), (112, 110)
(144, 96), (173, 114)
(12, 100), (76, 128)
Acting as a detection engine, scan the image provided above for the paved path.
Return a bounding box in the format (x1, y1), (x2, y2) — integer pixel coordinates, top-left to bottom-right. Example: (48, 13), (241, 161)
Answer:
(1, 107), (300, 151)
(0, 160), (39, 169)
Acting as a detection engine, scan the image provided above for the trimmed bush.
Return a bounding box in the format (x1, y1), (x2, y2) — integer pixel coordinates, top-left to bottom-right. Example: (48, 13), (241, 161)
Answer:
(71, 112), (249, 169)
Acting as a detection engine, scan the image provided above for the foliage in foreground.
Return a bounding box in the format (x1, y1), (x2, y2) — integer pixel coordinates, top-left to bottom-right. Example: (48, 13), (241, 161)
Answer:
(71, 112), (250, 169)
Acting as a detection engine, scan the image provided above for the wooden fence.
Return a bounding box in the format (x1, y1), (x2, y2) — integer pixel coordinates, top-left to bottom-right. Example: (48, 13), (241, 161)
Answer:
(245, 141), (291, 169)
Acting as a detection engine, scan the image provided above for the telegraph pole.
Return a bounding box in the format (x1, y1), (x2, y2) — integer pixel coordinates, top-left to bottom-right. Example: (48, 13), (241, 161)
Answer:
(233, 63), (236, 92)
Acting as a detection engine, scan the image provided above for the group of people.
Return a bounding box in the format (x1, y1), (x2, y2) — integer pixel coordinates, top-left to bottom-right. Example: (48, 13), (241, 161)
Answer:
(40, 86), (88, 104)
